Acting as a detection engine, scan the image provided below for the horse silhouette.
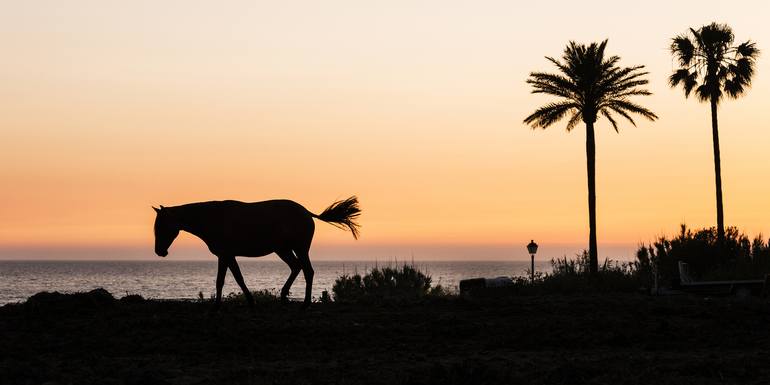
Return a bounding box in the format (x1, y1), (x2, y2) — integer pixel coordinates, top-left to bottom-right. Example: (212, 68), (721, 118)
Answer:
(153, 196), (360, 310)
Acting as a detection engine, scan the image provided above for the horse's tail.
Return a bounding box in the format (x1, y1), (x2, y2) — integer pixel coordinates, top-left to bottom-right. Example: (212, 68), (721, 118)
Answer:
(311, 196), (361, 239)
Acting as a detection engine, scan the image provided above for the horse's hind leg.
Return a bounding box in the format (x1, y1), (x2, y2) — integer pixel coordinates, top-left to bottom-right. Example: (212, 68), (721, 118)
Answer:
(276, 250), (301, 304)
(227, 257), (255, 309)
(295, 247), (314, 309)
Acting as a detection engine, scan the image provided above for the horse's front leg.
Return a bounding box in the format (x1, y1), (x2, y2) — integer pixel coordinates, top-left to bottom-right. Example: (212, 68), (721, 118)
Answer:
(227, 257), (255, 310)
(211, 256), (228, 313)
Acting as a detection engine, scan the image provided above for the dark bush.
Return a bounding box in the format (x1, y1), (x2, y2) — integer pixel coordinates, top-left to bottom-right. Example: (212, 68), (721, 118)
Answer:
(332, 264), (445, 302)
(636, 224), (770, 285)
(498, 251), (643, 295)
(224, 289), (279, 304)
(463, 253), (642, 298)
(548, 251), (642, 291)
(332, 272), (366, 302)
(119, 294), (145, 304)
(25, 288), (116, 312)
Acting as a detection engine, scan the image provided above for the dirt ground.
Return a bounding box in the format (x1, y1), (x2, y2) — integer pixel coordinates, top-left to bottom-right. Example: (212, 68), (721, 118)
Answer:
(2, 290), (770, 385)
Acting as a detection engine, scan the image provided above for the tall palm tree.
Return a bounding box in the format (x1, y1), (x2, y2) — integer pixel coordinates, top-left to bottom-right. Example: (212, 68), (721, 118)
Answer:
(669, 23), (759, 243)
(524, 40), (657, 274)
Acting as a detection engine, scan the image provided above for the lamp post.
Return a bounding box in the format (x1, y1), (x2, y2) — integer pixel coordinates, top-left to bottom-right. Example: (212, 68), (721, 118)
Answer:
(526, 240), (538, 282)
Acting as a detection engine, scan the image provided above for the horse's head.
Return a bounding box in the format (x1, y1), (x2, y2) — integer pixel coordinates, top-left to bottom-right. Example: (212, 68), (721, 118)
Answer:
(153, 206), (179, 257)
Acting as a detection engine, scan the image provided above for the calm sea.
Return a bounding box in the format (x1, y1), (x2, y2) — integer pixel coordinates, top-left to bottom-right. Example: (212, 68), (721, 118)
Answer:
(0, 259), (552, 305)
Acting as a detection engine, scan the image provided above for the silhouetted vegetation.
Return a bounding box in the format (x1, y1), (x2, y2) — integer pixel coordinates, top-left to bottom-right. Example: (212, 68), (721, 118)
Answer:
(669, 23), (759, 242)
(332, 264), (448, 302)
(524, 40), (657, 274)
(23, 288), (116, 313)
(481, 252), (644, 296)
(223, 289), (281, 304)
(636, 224), (770, 286)
(547, 252), (643, 291)
(5, 288), (770, 384)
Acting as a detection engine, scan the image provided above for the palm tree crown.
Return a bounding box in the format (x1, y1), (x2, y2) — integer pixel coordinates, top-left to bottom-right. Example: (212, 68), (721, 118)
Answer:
(670, 23), (759, 103)
(524, 40), (657, 131)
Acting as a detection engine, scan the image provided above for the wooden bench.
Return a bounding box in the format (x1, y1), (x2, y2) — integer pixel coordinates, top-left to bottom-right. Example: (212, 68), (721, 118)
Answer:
(678, 261), (768, 297)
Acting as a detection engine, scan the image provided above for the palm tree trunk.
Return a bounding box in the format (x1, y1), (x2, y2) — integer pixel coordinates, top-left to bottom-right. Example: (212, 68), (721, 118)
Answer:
(586, 122), (598, 275)
(710, 97), (725, 243)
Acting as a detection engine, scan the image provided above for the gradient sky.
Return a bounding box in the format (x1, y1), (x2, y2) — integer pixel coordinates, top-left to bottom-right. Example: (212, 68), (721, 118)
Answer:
(1, 1), (768, 260)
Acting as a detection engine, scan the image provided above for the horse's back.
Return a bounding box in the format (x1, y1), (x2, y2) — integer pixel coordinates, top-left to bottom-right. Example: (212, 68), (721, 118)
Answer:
(208, 199), (311, 224)
(194, 199), (314, 256)
(245, 199), (309, 213)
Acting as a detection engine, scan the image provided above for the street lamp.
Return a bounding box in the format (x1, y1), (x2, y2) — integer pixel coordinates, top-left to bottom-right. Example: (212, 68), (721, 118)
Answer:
(526, 240), (538, 282)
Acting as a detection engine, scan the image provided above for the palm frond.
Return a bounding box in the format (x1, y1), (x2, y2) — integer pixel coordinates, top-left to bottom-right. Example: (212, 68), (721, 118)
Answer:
(700, 23), (734, 48)
(731, 57), (755, 82)
(527, 72), (581, 99)
(669, 69), (699, 97)
(595, 39), (609, 59)
(598, 65), (644, 92)
(671, 35), (696, 65)
(607, 105), (637, 126)
(612, 89), (652, 98)
(601, 55), (621, 71)
(606, 78), (650, 95)
(723, 78), (744, 98)
(523, 102), (578, 129)
(545, 56), (575, 79)
(695, 83), (718, 103)
(736, 41), (759, 58)
(607, 99), (658, 121)
(600, 110), (619, 132)
(565, 111), (583, 131)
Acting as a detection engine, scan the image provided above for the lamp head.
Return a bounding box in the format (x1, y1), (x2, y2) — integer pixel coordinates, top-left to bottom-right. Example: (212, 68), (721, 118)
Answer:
(526, 240), (538, 255)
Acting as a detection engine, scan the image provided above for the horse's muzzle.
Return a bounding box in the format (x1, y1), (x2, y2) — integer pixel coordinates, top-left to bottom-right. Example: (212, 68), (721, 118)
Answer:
(156, 250), (168, 257)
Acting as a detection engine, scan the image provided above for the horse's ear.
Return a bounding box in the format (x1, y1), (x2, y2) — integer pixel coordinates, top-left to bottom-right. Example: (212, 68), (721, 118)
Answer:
(153, 206), (160, 213)
(160, 205), (165, 210)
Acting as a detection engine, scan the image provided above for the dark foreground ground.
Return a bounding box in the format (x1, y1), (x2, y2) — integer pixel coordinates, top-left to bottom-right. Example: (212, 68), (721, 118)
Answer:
(2, 291), (770, 385)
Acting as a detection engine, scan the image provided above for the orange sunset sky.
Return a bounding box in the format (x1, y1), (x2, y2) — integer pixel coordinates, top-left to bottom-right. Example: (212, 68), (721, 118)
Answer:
(1, 1), (768, 260)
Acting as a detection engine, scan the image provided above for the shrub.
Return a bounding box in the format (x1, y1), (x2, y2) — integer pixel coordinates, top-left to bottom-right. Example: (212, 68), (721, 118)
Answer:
(223, 289), (279, 304)
(332, 264), (446, 302)
(24, 288), (116, 312)
(427, 284), (452, 298)
(479, 252), (643, 296)
(636, 224), (770, 285)
(332, 272), (365, 302)
(548, 251), (642, 291)
(119, 294), (145, 304)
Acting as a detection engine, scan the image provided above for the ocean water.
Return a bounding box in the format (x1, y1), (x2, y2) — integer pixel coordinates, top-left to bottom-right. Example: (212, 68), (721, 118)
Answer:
(0, 259), (552, 305)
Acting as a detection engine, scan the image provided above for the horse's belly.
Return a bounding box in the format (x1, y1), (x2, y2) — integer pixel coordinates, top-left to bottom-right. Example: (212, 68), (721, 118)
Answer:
(236, 247), (275, 258)
(207, 243), (274, 258)
(202, 216), (312, 256)
(206, 230), (287, 257)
